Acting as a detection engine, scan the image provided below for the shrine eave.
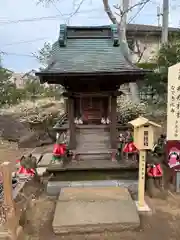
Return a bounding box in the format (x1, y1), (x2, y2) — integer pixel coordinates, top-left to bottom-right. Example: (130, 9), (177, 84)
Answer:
(36, 69), (150, 84)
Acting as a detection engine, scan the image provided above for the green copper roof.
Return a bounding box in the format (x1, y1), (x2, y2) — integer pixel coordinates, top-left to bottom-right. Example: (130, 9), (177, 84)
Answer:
(41, 24), (146, 74)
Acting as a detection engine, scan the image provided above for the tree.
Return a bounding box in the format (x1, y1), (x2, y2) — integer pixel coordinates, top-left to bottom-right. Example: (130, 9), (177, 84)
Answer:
(34, 42), (64, 96)
(33, 42), (52, 69)
(137, 33), (180, 96)
(102, 0), (151, 102)
(0, 66), (19, 106)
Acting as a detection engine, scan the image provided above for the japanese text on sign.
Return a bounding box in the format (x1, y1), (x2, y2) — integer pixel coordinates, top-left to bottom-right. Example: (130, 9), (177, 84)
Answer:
(143, 131), (148, 147)
(167, 63), (180, 140)
(141, 155), (145, 180)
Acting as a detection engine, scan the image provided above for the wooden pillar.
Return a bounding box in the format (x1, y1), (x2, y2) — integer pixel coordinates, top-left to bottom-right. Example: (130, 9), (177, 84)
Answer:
(110, 95), (117, 149)
(68, 97), (76, 149)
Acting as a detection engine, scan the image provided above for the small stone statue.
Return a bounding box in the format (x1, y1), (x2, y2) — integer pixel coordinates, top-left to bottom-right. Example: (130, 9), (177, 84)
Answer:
(101, 117), (106, 124)
(78, 118), (83, 124)
(123, 130), (137, 161)
(17, 154), (37, 178)
(106, 117), (110, 124)
(117, 133), (125, 160)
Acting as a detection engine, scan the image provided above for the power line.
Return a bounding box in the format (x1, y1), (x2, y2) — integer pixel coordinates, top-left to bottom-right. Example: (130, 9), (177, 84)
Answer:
(128, 1), (151, 23)
(1, 37), (50, 47)
(0, 51), (36, 58)
(49, 0), (66, 20)
(0, 8), (103, 26)
(0, 15), (63, 25)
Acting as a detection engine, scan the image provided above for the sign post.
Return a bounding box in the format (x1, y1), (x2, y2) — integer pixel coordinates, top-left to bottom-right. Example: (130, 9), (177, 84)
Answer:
(167, 63), (180, 141)
(138, 150), (146, 207)
(1, 162), (24, 240)
(167, 63), (180, 186)
(129, 117), (161, 210)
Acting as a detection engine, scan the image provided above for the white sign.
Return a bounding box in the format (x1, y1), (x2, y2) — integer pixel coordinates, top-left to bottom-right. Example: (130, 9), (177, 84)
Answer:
(167, 63), (180, 140)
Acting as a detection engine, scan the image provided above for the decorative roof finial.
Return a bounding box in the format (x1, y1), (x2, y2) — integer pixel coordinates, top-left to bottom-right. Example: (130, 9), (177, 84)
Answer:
(110, 24), (120, 47)
(59, 24), (67, 47)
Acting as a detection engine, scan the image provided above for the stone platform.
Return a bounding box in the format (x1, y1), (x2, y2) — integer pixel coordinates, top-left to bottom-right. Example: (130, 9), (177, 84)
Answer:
(52, 187), (140, 234)
(37, 152), (138, 171)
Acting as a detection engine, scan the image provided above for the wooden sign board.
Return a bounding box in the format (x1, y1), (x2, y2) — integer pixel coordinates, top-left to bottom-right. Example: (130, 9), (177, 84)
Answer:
(167, 63), (180, 140)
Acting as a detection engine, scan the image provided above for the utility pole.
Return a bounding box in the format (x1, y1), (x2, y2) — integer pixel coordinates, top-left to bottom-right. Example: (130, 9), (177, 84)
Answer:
(161, 0), (169, 44)
(157, 6), (161, 27)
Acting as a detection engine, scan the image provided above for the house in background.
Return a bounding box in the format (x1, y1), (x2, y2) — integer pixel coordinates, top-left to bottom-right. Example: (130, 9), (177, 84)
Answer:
(126, 24), (179, 63)
(9, 69), (38, 88)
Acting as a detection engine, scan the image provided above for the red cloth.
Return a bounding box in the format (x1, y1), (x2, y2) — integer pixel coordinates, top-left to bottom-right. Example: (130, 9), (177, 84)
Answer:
(17, 166), (35, 176)
(16, 159), (35, 176)
(53, 143), (66, 156)
(147, 164), (163, 177)
(123, 142), (137, 153)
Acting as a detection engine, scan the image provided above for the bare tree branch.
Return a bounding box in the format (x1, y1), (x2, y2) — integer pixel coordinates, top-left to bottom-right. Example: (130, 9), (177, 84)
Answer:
(123, 0), (151, 17)
(134, 40), (147, 63)
(103, 0), (151, 26)
(68, 0), (86, 19)
(102, 0), (118, 24)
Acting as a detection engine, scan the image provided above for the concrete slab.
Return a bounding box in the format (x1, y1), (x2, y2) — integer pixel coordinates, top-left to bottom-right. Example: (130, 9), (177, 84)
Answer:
(38, 153), (52, 167)
(52, 187), (140, 234)
(59, 187), (132, 201)
(47, 182), (71, 196)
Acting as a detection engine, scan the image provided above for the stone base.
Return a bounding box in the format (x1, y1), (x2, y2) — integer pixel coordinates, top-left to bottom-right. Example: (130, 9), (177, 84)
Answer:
(36, 167), (47, 176)
(135, 201), (152, 214)
(47, 180), (138, 196)
(52, 187), (140, 234)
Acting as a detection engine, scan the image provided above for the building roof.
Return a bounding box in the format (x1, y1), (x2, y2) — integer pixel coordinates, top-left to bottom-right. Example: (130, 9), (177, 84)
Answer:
(126, 23), (179, 34)
(36, 24), (149, 78)
(128, 116), (161, 128)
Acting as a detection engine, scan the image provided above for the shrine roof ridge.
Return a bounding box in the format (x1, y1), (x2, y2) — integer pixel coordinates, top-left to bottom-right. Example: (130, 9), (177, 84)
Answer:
(58, 24), (120, 47)
(35, 24), (151, 82)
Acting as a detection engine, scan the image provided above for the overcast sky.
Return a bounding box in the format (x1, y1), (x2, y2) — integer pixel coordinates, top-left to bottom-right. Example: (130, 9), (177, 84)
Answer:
(0, 0), (179, 72)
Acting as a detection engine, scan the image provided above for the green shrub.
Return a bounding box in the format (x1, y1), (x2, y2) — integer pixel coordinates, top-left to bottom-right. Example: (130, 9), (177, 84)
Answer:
(117, 95), (147, 124)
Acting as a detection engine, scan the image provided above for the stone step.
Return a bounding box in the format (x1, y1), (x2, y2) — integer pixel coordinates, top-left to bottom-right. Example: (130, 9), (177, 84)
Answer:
(47, 180), (138, 196)
(77, 135), (110, 137)
(78, 154), (110, 161)
(76, 144), (110, 148)
(76, 137), (110, 141)
(76, 151), (111, 161)
(77, 128), (109, 131)
(77, 140), (110, 144)
(76, 136), (110, 141)
(76, 150), (112, 154)
(52, 187), (140, 234)
(76, 147), (110, 151)
(78, 154), (111, 161)
(77, 131), (110, 134)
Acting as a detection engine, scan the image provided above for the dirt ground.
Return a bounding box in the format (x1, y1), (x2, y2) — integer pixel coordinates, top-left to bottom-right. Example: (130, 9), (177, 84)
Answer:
(1, 141), (180, 240)
(21, 185), (180, 240)
(0, 141), (27, 169)
(0, 140), (53, 169)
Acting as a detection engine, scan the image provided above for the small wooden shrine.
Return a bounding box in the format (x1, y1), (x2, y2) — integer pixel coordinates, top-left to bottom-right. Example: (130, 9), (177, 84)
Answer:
(36, 24), (149, 163)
